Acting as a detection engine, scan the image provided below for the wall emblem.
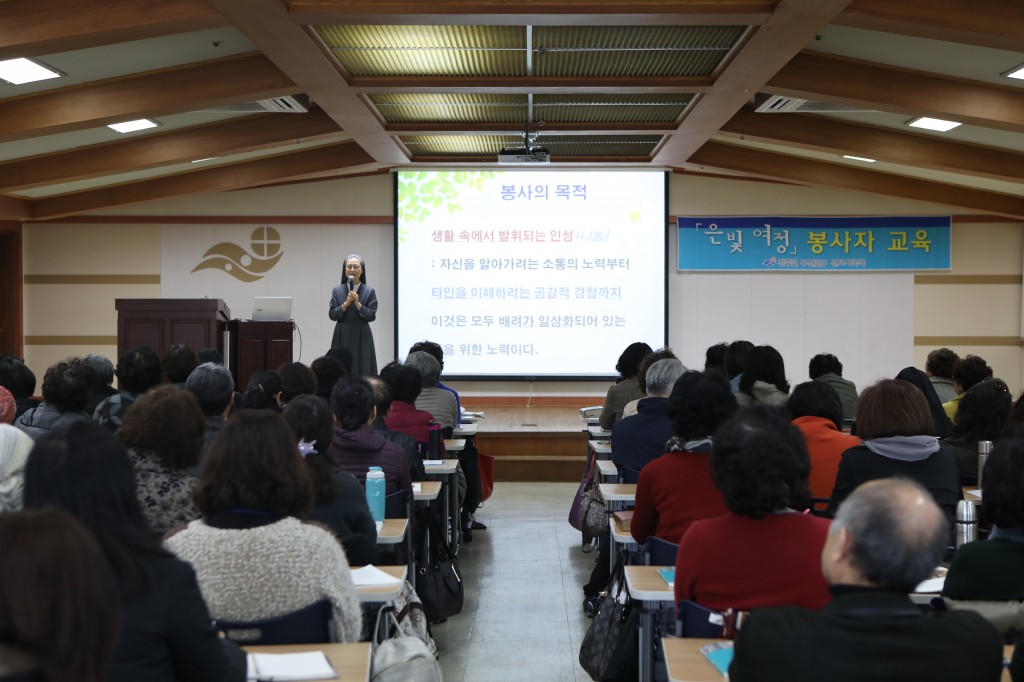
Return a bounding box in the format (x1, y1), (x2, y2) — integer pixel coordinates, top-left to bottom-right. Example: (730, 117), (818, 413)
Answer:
(191, 227), (283, 282)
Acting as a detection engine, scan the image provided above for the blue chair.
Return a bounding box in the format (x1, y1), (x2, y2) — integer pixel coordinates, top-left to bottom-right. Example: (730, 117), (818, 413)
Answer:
(676, 600), (724, 638)
(215, 599), (334, 645)
(645, 536), (679, 566)
(385, 489), (409, 519)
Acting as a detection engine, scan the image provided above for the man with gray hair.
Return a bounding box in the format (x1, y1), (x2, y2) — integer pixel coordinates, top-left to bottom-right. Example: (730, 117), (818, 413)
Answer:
(185, 362), (235, 469)
(729, 478), (1002, 681)
(611, 358), (685, 473)
(406, 350), (458, 434)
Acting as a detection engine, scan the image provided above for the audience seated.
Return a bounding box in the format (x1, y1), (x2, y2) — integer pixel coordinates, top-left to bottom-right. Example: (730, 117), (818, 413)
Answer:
(621, 348), (680, 419)
(165, 410), (362, 643)
(406, 351), (458, 433)
(118, 386), (204, 535)
(944, 428), (1024, 602)
(162, 344), (199, 387)
(310, 355), (347, 402)
(23, 420), (245, 681)
(409, 340), (461, 426)
(598, 341), (652, 430)
(0, 354), (39, 420)
(730, 478), (1003, 682)
(703, 342), (728, 376)
(0, 387), (13, 425)
(82, 353), (117, 416)
(630, 371), (735, 545)
(723, 340), (753, 394)
(0, 509), (121, 682)
(0, 424), (33, 511)
(895, 366), (954, 437)
(325, 347), (353, 375)
(380, 361), (435, 445)
(237, 369), (283, 413)
(93, 346), (162, 431)
(611, 358), (686, 473)
(277, 362), (317, 406)
(283, 394), (378, 565)
(15, 358), (96, 440)
(808, 353), (857, 422)
(788, 381), (861, 500)
(926, 347), (960, 403)
(736, 345), (790, 408)
(185, 362), (235, 469)
(675, 405), (831, 612)
(940, 378), (1012, 482)
(328, 376), (413, 499)
(827, 379), (961, 522)
(366, 376), (425, 480)
(944, 354), (994, 423)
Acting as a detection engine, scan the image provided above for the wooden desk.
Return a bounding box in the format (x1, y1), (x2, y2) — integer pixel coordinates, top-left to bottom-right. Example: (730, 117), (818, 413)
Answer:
(244, 642), (371, 681)
(443, 438), (466, 452)
(425, 458), (461, 550)
(589, 439), (613, 459)
(625, 565), (675, 682)
(453, 423), (477, 437)
(596, 458), (618, 481)
(352, 565), (406, 603)
(413, 480), (442, 501)
(599, 483), (637, 505)
(588, 425), (612, 438)
(963, 486), (982, 503)
(376, 518), (408, 545)
(609, 514), (639, 573)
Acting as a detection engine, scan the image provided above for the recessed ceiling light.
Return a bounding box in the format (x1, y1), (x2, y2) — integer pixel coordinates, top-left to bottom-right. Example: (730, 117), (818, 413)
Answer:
(190, 157), (217, 164)
(906, 117), (961, 132)
(842, 155), (876, 163)
(1004, 64), (1024, 80)
(0, 57), (63, 85)
(107, 119), (159, 134)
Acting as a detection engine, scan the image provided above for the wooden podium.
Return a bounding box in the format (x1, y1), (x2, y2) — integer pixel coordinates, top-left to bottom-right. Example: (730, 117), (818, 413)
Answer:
(115, 298), (230, 362)
(226, 319), (295, 391)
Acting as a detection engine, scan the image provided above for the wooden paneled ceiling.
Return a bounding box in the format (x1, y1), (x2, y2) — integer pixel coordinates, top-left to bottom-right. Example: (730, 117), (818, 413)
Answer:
(1, 0), (1022, 221)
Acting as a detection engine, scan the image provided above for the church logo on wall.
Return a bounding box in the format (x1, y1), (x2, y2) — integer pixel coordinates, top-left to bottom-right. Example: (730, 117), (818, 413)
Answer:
(191, 227), (283, 282)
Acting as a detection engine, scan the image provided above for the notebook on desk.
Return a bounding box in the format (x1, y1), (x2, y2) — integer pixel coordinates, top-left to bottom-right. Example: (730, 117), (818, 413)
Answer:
(251, 296), (293, 321)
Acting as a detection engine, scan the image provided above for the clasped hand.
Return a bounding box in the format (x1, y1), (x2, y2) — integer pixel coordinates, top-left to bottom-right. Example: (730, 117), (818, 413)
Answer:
(346, 290), (360, 305)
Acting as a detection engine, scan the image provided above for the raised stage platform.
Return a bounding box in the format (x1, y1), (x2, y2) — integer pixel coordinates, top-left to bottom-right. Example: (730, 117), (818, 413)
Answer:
(462, 398), (601, 483)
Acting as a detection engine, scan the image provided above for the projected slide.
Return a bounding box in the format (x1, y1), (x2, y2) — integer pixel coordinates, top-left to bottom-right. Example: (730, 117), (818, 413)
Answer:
(395, 170), (667, 379)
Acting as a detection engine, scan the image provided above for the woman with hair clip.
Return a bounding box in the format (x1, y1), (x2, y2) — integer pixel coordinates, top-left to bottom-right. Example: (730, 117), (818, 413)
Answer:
(328, 254), (378, 377)
(237, 369), (283, 413)
(282, 394), (378, 565)
(22, 420), (244, 682)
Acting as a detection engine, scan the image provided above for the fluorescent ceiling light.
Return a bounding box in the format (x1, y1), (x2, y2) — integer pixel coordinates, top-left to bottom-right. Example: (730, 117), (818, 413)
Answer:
(190, 157), (217, 164)
(0, 57), (63, 85)
(107, 119), (159, 134)
(842, 155), (876, 163)
(906, 117), (961, 132)
(1004, 64), (1024, 80)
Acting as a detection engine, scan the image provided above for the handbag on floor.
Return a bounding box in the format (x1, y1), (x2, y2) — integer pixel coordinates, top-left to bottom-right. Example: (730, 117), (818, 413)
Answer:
(370, 605), (443, 682)
(579, 559), (639, 681)
(579, 474), (608, 541)
(415, 508), (464, 623)
(569, 449), (598, 531)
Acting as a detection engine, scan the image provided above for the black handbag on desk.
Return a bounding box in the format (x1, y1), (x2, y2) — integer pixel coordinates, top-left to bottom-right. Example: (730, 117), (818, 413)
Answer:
(579, 559), (639, 681)
(415, 507), (464, 624)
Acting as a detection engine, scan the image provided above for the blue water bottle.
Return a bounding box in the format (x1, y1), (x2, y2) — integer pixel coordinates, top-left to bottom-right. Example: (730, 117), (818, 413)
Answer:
(366, 466), (386, 522)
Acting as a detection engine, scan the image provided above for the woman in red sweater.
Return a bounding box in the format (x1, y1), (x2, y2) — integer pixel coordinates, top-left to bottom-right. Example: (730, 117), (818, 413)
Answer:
(630, 371), (736, 545)
(675, 405), (831, 612)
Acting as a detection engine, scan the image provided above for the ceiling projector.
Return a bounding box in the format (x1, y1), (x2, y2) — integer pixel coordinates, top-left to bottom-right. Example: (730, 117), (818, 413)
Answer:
(498, 146), (550, 165)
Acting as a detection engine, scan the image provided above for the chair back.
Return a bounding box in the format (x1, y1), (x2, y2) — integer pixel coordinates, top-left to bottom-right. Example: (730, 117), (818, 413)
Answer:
(644, 536), (679, 566)
(677, 600), (724, 638)
(216, 599), (334, 645)
(386, 489), (410, 519)
(618, 465), (642, 484)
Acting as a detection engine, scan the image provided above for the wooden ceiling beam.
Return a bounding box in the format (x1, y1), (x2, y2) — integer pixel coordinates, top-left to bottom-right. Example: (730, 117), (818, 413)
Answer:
(287, 0), (772, 26)
(0, 195), (32, 221)
(0, 109), (344, 191)
(389, 122), (674, 135)
(0, 0), (225, 60)
(687, 140), (1024, 219)
(351, 76), (712, 94)
(29, 142), (376, 220)
(766, 52), (1024, 133)
(720, 107), (1024, 184)
(0, 54), (299, 143)
(207, 0), (409, 165)
(652, 0), (853, 165)
(837, 0), (1024, 52)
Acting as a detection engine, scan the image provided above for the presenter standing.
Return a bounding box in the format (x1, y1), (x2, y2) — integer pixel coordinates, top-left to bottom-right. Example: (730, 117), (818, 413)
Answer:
(329, 255), (378, 377)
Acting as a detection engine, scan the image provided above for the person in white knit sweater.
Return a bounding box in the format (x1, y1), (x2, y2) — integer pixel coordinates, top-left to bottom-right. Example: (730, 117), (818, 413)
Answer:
(165, 410), (362, 642)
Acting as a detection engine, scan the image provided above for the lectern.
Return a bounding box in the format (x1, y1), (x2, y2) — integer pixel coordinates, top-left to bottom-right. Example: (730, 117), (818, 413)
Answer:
(226, 319), (295, 392)
(115, 299), (230, 362)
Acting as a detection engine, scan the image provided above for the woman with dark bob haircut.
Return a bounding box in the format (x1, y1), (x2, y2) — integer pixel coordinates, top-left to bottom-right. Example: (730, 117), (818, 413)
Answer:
(118, 386), (205, 534)
(237, 369), (283, 412)
(944, 427), (1024, 602)
(93, 346), (163, 432)
(736, 345), (790, 408)
(0, 509), (121, 682)
(14, 357), (96, 440)
(940, 378), (1012, 482)
(165, 410), (362, 643)
(22, 420), (244, 682)
(675, 405), (831, 612)
(598, 341), (653, 430)
(827, 379), (961, 521)
(629, 371), (735, 545)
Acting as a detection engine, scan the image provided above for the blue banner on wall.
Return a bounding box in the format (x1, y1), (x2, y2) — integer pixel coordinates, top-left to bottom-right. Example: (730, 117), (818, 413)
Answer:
(677, 216), (951, 271)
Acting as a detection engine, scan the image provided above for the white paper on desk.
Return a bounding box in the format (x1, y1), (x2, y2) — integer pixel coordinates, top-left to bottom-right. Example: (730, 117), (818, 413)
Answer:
(246, 652), (337, 680)
(423, 459), (444, 466)
(375, 521), (383, 532)
(966, 489), (982, 498)
(412, 483), (421, 493)
(914, 576), (946, 593)
(351, 565), (403, 587)
(462, 411), (485, 419)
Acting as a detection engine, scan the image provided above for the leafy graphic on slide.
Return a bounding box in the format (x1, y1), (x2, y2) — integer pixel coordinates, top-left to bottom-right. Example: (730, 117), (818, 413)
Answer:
(396, 171), (496, 244)
(191, 227), (284, 283)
